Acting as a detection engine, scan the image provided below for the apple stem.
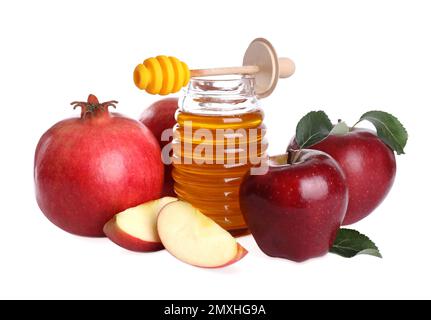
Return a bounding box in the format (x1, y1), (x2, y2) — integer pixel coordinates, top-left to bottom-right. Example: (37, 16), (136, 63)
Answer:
(288, 149), (301, 164)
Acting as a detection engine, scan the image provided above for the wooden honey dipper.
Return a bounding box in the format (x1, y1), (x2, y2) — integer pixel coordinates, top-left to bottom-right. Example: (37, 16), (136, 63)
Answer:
(133, 38), (295, 98)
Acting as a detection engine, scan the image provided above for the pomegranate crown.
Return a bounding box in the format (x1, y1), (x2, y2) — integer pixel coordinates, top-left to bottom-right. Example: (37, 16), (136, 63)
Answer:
(71, 94), (118, 118)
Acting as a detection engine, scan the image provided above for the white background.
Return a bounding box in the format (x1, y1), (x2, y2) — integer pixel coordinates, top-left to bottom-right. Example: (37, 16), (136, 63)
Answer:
(0, 0), (430, 299)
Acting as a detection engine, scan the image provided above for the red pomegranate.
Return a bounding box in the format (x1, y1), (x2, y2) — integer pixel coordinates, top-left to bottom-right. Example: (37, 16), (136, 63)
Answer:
(34, 94), (164, 237)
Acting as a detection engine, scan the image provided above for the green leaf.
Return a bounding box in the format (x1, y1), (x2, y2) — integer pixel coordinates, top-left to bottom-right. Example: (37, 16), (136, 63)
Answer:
(295, 111), (333, 148)
(330, 229), (382, 258)
(357, 111), (408, 155)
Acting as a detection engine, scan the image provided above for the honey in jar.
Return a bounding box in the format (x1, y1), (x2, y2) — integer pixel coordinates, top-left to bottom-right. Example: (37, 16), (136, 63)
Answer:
(172, 76), (268, 235)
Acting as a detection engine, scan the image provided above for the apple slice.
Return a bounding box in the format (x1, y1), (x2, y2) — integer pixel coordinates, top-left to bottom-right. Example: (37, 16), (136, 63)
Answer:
(157, 201), (248, 268)
(104, 197), (177, 252)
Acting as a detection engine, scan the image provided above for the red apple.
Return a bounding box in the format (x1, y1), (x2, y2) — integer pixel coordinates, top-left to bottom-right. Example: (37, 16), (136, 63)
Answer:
(34, 95), (164, 237)
(240, 150), (348, 262)
(140, 98), (178, 197)
(289, 128), (396, 225)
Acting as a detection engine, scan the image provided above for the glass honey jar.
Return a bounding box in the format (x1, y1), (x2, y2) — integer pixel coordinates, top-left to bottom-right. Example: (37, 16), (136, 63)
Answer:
(172, 76), (268, 235)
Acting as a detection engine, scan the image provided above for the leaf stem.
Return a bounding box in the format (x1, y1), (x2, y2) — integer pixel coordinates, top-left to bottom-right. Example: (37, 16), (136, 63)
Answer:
(352, 119), (362, 128)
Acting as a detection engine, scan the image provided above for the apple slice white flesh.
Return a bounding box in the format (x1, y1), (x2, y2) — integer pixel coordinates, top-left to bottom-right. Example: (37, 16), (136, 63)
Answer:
(104, 197), (177, 252)
(157, 201), (248, 268)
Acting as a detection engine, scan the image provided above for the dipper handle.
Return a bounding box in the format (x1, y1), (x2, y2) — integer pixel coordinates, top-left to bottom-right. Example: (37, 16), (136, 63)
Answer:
(278, 57), (296, 78)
